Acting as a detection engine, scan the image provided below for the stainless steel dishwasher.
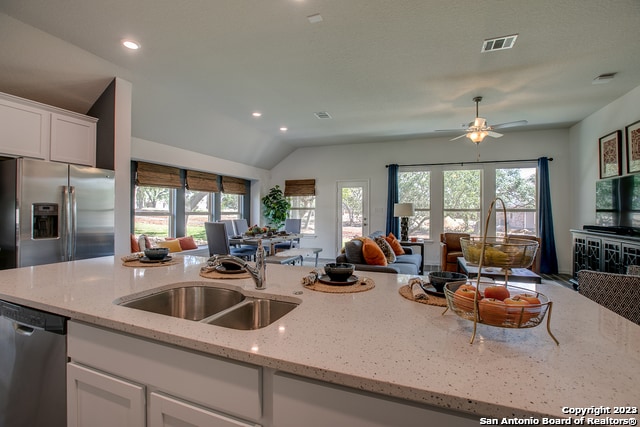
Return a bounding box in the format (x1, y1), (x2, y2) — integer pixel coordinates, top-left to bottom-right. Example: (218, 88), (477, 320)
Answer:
(0, 299), (67, 427)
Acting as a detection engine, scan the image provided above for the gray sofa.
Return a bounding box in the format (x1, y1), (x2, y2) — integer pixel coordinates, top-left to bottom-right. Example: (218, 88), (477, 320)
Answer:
(335, 231), (423, 275)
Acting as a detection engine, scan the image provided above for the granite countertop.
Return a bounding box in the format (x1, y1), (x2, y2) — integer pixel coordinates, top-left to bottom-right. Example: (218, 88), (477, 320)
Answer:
(0, 255), (638, 420)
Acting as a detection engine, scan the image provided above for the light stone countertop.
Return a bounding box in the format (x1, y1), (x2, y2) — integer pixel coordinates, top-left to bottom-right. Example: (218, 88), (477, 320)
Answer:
(0, 255), (638, 420)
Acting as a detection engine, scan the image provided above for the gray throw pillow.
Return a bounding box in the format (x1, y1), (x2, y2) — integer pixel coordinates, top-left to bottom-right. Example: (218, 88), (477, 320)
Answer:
(344, 239), (365, 264)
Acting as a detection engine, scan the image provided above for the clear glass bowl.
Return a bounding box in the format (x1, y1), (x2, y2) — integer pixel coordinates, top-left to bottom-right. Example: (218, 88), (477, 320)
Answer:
(460, 237), (539, 269)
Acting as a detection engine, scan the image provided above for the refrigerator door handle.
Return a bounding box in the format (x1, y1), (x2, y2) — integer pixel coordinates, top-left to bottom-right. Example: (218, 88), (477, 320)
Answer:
(70, 186), (77, 260)
(62, 186), (70, 261)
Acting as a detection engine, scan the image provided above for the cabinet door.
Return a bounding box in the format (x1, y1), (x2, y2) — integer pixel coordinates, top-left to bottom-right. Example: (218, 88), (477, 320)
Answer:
(67, 362), (145, 427)
(273, 372), (477, 427)
(0, 96), (49, 159)
(50, 112), (96, 166)
(149, 392), (260, 427)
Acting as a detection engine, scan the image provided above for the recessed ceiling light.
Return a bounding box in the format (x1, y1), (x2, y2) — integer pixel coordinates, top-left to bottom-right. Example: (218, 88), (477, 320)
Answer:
(252, 112), (262, 117)
(122, 39), (141, 50)
(280, 127), (288, 132)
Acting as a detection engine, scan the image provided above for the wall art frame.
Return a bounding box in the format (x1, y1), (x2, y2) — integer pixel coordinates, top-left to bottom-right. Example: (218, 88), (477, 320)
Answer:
(626, 119), (640, 173)
(599, 130), (622, 179)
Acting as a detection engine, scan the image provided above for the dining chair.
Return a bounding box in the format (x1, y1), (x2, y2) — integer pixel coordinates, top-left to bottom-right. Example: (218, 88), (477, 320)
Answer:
(219, 219), (237, 237)
(274, 218), (302, 253)
(205, 222), (255, 260)
(233, 219), (249, 235)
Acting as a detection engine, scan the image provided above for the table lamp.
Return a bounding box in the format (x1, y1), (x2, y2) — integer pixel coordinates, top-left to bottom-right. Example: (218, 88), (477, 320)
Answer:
(394, 203), (414, 242)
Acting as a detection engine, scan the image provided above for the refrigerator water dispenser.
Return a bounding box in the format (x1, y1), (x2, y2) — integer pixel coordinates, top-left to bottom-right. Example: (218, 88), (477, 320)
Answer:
(32, 203), (59, 239)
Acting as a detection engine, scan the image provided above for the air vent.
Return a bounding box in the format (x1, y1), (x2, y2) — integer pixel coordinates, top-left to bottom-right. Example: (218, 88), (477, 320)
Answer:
(481, 34), (518, 52)
(593, 73), (617, 84)
(314, 112), (332, 119)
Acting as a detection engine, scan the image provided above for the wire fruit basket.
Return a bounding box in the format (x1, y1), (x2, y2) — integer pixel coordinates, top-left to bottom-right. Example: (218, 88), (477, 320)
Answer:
(443, 197), (559, 345)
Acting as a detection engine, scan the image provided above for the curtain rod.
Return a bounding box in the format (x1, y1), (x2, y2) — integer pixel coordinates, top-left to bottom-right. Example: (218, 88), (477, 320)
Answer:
(385, 157), (553, 168)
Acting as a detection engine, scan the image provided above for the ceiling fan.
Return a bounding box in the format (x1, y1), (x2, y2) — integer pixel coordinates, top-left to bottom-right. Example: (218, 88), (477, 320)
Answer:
(436, 96), (528, 144)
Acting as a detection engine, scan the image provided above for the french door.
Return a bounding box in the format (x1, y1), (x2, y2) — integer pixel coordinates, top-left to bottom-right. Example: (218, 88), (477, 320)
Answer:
(337, 180), (369, 253)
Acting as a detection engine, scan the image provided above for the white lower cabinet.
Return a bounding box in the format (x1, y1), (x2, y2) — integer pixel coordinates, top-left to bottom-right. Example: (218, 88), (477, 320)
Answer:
(149, 392), (259, 427)
(272, 372), (478, 427)
(67, 321), (262, 427)
(67, 362), (146, 427)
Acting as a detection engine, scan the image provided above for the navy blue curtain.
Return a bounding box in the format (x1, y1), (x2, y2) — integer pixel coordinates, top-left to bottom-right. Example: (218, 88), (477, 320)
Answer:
(386, 164), (399, 236)
(538, 157), (559, 274)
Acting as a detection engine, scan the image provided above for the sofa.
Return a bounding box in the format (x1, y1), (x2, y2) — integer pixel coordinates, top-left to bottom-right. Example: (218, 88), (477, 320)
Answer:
(335, 231), (423, 275)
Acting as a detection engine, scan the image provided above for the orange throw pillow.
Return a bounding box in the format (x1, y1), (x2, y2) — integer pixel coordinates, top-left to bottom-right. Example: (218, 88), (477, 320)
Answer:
(130, 234), (140, 253)
(385, 232), (405, 255)
(362, 237), (387, 266)
(178, 236), (198, 250)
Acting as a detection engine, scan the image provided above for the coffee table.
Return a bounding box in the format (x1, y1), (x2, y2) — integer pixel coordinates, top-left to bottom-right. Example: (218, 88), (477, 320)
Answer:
(457, 257), (541, 284)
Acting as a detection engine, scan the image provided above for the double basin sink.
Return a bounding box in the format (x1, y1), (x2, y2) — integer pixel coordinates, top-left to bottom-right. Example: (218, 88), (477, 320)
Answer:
(117, 282), (299, 330)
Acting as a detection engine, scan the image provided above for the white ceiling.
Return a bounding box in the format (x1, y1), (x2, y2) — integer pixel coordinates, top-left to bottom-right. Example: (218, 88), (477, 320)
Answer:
(1, 0), (640, 169)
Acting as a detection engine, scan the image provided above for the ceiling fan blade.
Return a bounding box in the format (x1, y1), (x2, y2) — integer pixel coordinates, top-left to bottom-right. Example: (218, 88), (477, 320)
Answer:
(435, 127), (469, 132)
(487, 131), (503, 138)
(491, 120), (528, 130)
(449, 134), (468, 141)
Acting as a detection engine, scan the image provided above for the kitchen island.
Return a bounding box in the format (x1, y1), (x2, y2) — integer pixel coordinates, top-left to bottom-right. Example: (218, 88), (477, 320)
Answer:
(0, 255), (638, 426)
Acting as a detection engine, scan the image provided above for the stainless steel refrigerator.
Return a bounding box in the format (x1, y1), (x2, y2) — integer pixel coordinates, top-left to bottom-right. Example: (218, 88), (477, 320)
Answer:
(0, 158), (115, 269)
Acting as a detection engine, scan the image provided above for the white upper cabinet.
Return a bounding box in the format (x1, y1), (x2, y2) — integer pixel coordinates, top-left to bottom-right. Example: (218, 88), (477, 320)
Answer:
(0, 95), (50, 159)
(0, 92), (97, 166)
(50, 112), (97, 166)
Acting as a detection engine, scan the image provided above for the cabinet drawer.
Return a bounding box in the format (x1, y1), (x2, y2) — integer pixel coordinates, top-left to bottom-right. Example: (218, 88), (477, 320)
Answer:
(68, 321), (262, 422)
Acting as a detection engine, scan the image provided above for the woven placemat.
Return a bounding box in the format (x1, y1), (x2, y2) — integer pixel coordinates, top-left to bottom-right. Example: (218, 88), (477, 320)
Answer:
(398, 284), (448, 307)
(304, 277), (375, 293)
(199, 269), (252, 280)
(122, 258), (180, 268)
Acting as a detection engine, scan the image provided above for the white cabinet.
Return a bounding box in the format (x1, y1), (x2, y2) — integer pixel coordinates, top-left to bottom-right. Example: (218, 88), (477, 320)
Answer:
(67, 321), (262, 427)
(0, 95), (49, 159)
(272, 372), (478, 427)
(50, 112), (97, 166)
(149, 392), (259, 427)
(0, 92), (97, 166)
(67, 362), (145, 427)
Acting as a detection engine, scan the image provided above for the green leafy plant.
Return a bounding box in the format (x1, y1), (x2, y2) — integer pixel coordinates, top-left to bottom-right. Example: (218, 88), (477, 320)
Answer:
(261, 185), (291, 230)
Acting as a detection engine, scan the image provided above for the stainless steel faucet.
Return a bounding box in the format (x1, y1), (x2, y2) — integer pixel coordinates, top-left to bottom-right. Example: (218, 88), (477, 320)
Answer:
(207, 239), (267, 289)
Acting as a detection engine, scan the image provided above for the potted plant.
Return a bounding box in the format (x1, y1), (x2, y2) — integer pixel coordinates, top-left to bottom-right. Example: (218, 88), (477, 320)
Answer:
(261, 185), (291, 230)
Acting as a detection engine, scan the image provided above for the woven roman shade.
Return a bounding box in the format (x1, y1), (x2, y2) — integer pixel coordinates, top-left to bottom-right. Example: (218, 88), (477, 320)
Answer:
(186, 170), (219, 192)
(221, 176), (247, 195)
(284, 179), (316, 196)
(136, 162), (182, 188)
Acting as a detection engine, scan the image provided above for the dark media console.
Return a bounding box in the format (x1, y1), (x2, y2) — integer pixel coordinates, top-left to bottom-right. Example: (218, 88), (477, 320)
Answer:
(572, 229), (640, 279)
(582, 224), (640, 237)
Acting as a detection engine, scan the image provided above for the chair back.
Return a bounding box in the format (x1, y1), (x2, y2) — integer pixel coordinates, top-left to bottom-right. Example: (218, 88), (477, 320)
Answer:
(284, 218), (302, 234)
(233, 219), (249, 235)
(507, 234), (541, 274)
(219, 219), (236, 237)
(205, 222), (231, 256)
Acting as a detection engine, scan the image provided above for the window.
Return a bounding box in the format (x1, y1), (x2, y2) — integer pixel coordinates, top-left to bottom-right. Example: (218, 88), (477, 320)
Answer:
(220, 193), (243, 221)
(134, 186), (176, 238)
(185, 191), (213, 241)
(285, 179), (316, 235)
(397, 163), (538, 240)
(495, 167), (537, 236)
(398, 170), (430, 239)
(443, 169), (482, 234)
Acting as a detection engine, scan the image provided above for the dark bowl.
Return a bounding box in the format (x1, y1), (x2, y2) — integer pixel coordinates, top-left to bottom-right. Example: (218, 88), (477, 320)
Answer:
(324, 263), (355, 282)
(428, 271), (468, 292)
(221, 261), (243, 271)
(144, 247), (170, 260)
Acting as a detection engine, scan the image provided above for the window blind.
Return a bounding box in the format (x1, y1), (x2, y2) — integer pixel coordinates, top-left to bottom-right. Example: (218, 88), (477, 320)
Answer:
(221, 176), (247, 195)
(135, 162), (182, 188)
(186, 170), (219, 192)
(284, 179), (316, 196)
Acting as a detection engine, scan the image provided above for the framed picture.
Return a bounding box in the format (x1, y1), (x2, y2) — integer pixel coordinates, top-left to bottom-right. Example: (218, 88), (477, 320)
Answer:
(599, 130), (622, 178)
(626, 120), (640, 173)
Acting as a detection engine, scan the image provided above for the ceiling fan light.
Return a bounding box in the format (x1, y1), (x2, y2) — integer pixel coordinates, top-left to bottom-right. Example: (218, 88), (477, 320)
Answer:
(468, 131), (488, 143)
